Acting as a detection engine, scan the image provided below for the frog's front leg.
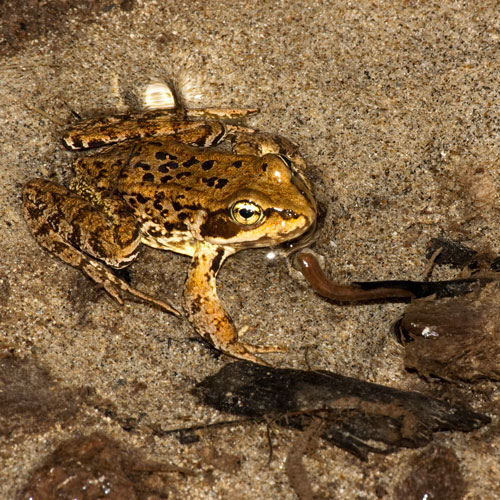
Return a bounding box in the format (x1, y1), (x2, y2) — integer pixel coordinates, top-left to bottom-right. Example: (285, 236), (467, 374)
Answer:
(23, 179), (179, 315)
(183, 242), (284, 365)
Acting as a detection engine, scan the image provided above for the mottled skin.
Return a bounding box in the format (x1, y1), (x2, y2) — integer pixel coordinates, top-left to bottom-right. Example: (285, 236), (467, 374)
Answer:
(23, 107), (317, 364)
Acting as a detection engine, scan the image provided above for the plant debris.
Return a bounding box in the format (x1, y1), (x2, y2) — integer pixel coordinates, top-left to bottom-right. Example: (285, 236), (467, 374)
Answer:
(284, 420), (322, 500)
(394, 285), (500, 381)
(395, 445), (467, 500)
(425, 237), (478, 268)
(19, 433), (191, 500)
(193, 362), (490, 460)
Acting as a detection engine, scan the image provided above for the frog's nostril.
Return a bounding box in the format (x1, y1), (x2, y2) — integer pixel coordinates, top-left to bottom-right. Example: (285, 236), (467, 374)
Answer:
(280, 209), (298, 220)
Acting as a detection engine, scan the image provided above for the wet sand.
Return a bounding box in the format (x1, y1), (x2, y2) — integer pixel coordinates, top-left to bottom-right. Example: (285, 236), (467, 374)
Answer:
(1, 1), (499, 498)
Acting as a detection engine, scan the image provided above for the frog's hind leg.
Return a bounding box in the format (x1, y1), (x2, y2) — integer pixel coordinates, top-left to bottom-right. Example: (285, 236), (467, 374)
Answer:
(63, 108), (259, 151)
(228, 129), (305, 164)
(23, 179), (179, 315)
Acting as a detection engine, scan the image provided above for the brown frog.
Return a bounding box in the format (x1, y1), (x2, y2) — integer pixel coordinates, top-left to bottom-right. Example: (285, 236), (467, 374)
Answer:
(23, 104), (317, 364)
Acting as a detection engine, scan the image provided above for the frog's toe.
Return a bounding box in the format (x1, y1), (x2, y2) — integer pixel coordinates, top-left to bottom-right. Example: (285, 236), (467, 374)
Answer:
(81, 259), (180, 316)
(233, 351), (271, 366)
(229, 344), (271, 366)
(237, 327), (286, 353)
(224, 341), (286, 365)
(242, 343), (287, 354)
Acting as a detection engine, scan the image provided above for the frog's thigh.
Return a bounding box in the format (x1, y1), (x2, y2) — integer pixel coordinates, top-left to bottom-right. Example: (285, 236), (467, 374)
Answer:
(23, 179), (141, 268)
(24, 179), (180, 315)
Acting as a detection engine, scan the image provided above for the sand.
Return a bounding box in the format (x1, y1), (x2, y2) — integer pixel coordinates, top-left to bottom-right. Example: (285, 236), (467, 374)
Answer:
(1, 1), (499, 498)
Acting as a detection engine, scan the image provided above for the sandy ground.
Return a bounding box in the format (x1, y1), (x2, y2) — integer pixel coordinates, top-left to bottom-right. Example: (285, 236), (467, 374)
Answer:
(1, 1), (499, 498)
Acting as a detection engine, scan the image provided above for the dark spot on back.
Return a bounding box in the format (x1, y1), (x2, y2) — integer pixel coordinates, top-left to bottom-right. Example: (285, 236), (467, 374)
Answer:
(147, 227), (162, 238)
(202, 177), (218, 187)
(172, 201), (182, 211)
(183, 156), (199, 167)
(232, 160), (243, 168)
(155, 151), (177, 161)
(201, 160), (215, 171)
(135, 161), (151, 170)
(153, 192), (165, 210)
(142, 173), (155, 182)
(262, 162), (268, 172)
(176, 171), (191, 179)
(136, 193), (148, 204)
(154, 191), (165, 202)
(161, 175), (173, 183)
(179, 201), (202, 211)
(215, 178), (228, 189)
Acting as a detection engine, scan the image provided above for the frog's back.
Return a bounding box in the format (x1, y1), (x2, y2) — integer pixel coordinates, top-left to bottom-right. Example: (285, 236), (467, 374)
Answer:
(113, 137), (257, 255)
(116, 137), (261, 204)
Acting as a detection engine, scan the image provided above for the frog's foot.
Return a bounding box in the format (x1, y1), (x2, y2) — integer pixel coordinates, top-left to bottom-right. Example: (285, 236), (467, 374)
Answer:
(184, 242), (289, 365)
(237, 326), (286, 353)
(218, 328), (286, 365)
(223, 341), (286, 366)
(81, 258), (180, 316)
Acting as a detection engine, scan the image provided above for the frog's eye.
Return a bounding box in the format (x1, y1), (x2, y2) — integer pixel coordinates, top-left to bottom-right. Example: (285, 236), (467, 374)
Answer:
(230, 200), (264, 226)
(277, 154), (292, 168)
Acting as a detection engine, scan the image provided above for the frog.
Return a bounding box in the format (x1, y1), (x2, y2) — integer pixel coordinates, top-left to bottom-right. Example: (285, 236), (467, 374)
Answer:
(23, 103), (317, 365)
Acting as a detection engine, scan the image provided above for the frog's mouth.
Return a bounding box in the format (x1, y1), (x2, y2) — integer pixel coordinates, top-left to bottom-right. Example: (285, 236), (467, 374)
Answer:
(276, 217), (318, 256)
(224, 211), (317, 250)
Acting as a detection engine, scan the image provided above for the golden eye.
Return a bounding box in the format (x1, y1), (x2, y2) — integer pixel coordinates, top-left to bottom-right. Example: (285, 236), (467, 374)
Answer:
(230, 200), (264, 226)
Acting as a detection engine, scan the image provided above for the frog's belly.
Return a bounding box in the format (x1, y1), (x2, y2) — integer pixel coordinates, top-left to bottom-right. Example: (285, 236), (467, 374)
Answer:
(140, 224), (197, 257)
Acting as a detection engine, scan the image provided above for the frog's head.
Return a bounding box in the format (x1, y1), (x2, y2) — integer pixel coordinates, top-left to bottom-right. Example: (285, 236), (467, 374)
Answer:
(198, 153), (317, 249)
